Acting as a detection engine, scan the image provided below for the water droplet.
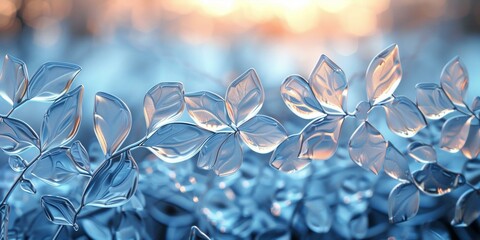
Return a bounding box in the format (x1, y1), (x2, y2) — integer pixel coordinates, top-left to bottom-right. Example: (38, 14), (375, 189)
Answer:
(8, 155), (26, 172)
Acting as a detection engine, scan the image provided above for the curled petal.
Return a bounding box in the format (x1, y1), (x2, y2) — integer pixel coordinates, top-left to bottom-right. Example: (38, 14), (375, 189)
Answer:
(280, 75), (325, 119)
(299, 116), (344, 160)
(185, 91), (230, 131)
(239, 115), (287, 153)
(309, 55), (347, 114)
(366, 44), (402, 105)
(348, 122), (387, 174)
(440, 57), (468, 108)
(225, 69), (264, 126)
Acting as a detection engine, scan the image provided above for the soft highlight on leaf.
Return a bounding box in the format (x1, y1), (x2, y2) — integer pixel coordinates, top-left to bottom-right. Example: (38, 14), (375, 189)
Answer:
(440, 115), (472, 153)
(415, 83), (454, 119)
(270, 134), (311, 173)
(238, 115), (287, 154)
(212, 133), (243, 177)
(185, 91), (230, 131)
(0, 55), (28, 107)
(388, 183), (420, 223)
(41, 195), (76, 226)
(280, 75), (325, 119)
(0, 117), (39, 154)
(440, 57), (468, 108)
(299, 116), (344, 160)
(27, 62), (81, 101)
(384, 96), (426, 137)
(348, 121), (387, 174)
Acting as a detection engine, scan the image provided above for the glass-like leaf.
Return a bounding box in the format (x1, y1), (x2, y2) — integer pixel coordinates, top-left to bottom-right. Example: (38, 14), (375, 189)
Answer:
(94, 92), (132, 156)
(415, 83), (454, 119)
(8, 155), (26, 172)
(213, 134), (243, 177)
(238, 115), (287, 154)
(384, 143), (411, 182)
(309, 55), (347, 114)
(144, 82), (184, 134)
(0, 204), (9, 240)
(19, 178), (36, 194)
(388, 182), (419, 223)
(440, 115), (472, 152)
(185, 91), (230, 131)
(41, 196), (76, 226)
(463, 159), (480, 187)
(144, 123), (213, 163)
(384, 96), (426, 137)
(225, 68), (264, 126)
(365, 44), (402, 105)
(27, 62), (81, 101)
(0, 55), (28, 107)
(197, 133), (229, 170)
(413, 163), (465, 196)
(302, 198), (332, 233)
(189, 226), (210, 240)
(348, 121), (387, 174)
(83, 151), (138, 207)
(0, 117), (39, 154)
(462, 118), (480, 159)
(440, 57), (468, 108)
(472, 96), (480, 118)
(31, 147), (82, 186)
(451, 189), (480, 226)
(270, 134), (311, 173)
(299, 116), (344, 160)
(407, 142), (437, 163)
(41, 85), (83, 151)
(70, 140), (91, 174)
(280, 75), (325, 119)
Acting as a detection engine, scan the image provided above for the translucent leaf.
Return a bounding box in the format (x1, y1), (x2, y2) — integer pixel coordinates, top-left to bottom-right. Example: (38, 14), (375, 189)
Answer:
(0, 117), (39, 154)
(440, 57), (468, 108)
(213, 134), (243, 177)
(31, 147), (81, 186)
(27, 62), (81, 101)
(415, 83), (454, 119)
(413, 163), (465, 196)
(451, 189), (480, 226)
(440, 115), (472, 152)
(144, 82), (184, 134)
(309, 55), (347, 114)
(302, 198), (332, 233)
(464, 159), (480, 187)
(384, 96), (426, 137)
(19, 178), (36, 194)
(348, 121), (387, 174)
(0, 55), (28, 107)
(407, 142), (437, 163)
(94, 92), (132, 156)
(8, 155), (26, 172)
(238, 115), (287, 153)
(461, 118), (480, 159)
(270, 134), (311, 173)
(225, 69), (264, 126)
(299, 116), (344, 160)
(366, 44), (402, 105)
(83, 151), (138, 207)
(0, 204), (9, 240)
(280, 75), (325, 119)
(384, 143), (411, 182)
(41, 85), (83, 151)
(144, 123), (213, 163)
(70, 140), (91, 174)
(189, 226), (210, 240)
(185, 91), (230, 131)
(197, 133), (229, 170)
(388, 182), (419, 223)
(472, 97), (480, 118)
(41, 196), (76, 226)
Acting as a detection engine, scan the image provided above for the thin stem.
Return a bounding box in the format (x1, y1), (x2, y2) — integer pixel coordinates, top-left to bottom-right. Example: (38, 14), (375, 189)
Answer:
(53, 225), (64, 240)
(5, 100), (28, 118)
(0, 153), (42, 206)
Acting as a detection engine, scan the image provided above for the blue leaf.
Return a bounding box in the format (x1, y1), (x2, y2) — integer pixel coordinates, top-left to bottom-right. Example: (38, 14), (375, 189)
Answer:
(70, 140), (91, 174)
(384, 143), (411, 182)
(19, 178), (36, 194)
(225, 69), (264, 126)
(144, 123), (213, 163)
(41, 85), (83, 151)
(238, 115), (287, 153)
(451, 189), (480, 226)
(27, 62), (81, 101)
(270, 134), (311, 173)
(407, 142), (437, 163)
(41, 195), (76, 226)
(8, 155), (26, 172)
(212, 133), (243, 177)
(82, 151), (138, 207)
(94, 92), (132, 157)
(0, 55), (28, 108)
(144, 82), (185, 134)
(185, 91), (231, 131)
(0, 117), (39, 155)
(388, 182), (419, 223)
(413, 163), (465, 196)
(197, 133), (230, 170)
(348, 121), (387, 174)
(31, 147), (83, 186)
